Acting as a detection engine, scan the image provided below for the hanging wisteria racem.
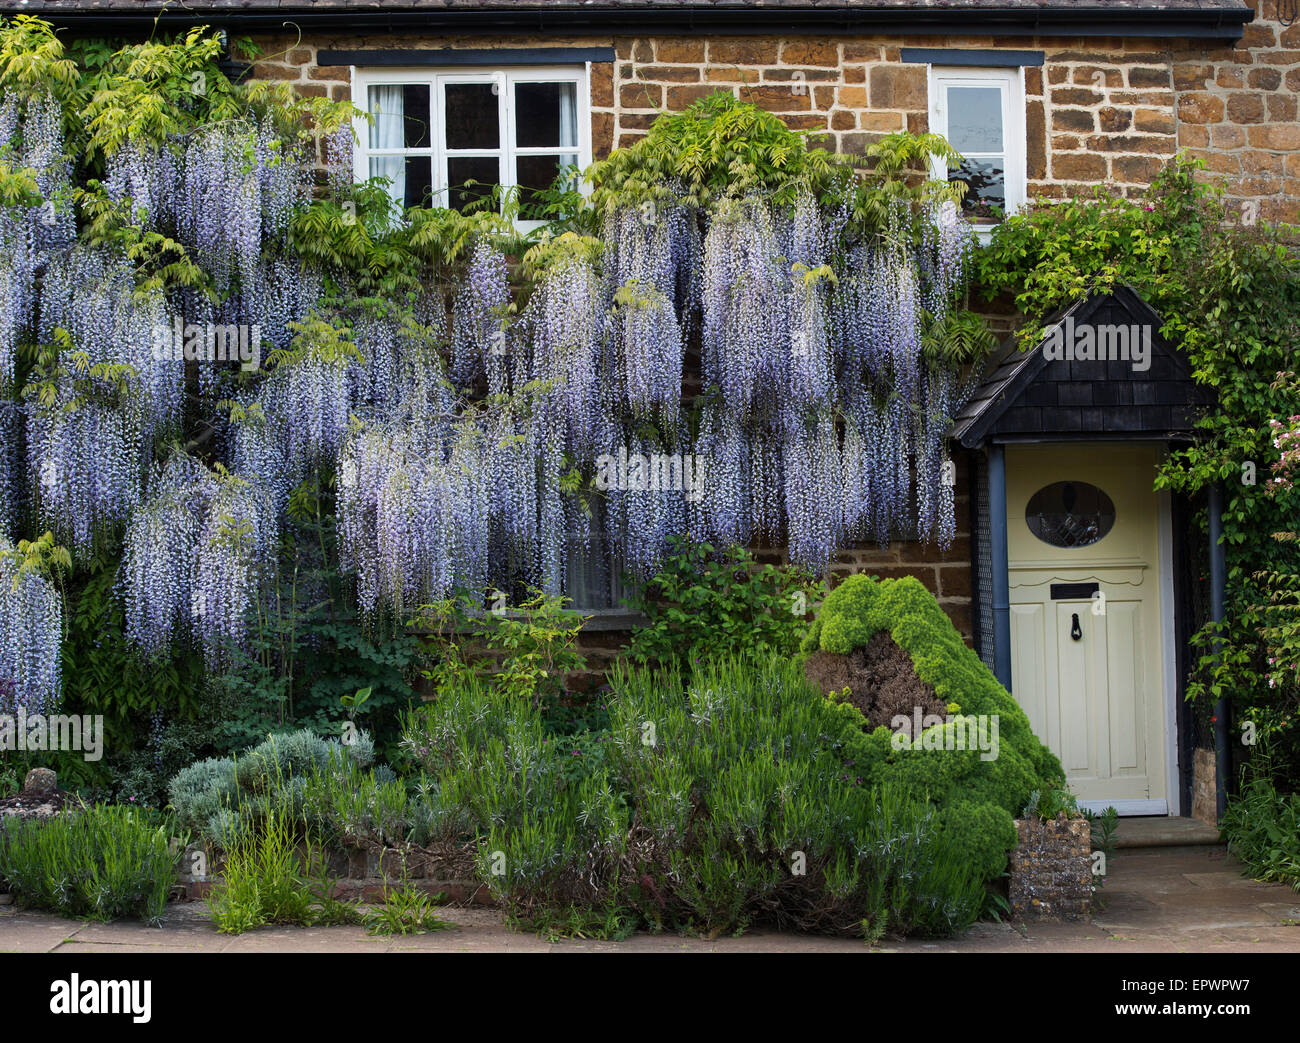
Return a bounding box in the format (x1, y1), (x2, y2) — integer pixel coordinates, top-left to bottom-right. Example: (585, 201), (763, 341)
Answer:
(0, 535), (62, 714)
(0, 79), (980, 707)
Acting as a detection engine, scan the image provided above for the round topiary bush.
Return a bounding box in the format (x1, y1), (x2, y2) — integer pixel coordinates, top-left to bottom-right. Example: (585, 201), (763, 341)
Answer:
(803, 575), (1066, 877)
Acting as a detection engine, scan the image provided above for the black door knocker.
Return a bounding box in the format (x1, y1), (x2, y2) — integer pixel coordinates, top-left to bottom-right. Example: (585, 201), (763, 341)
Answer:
(1070, 613), (1083, 641)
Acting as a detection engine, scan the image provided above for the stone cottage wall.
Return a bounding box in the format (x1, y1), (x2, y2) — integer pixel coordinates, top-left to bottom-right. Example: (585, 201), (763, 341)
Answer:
(247, 2), (1300, 221)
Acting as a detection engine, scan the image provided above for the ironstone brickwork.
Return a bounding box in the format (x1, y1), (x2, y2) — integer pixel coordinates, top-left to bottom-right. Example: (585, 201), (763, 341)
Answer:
(1008, 815), (1094, 921)
(251, 0), (1300, 221)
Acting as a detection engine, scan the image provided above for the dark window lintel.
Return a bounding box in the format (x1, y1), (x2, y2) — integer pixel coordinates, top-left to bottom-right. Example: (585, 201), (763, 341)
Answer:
(320, 47), (616, 68)
(902, 48), (1044, 67)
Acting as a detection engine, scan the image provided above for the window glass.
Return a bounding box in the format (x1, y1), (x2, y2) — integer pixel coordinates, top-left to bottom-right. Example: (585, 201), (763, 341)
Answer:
(564, 506), (631, 611)
(515, 82), (578, 148)
(929, 68), (1023, 225)
(516, 153), (579, 215)
(447, 155), (501, 212)
(357, 70), (587, 220)
(1025, 481), (1116, 549)
(368, 155), (433, 209)
(367, 84), (430, 150)
(946, 84), (1006, 220)
(952, 158), (1005, 219)
(946, 86), (1003, 152)
(444, 83), (500, 150)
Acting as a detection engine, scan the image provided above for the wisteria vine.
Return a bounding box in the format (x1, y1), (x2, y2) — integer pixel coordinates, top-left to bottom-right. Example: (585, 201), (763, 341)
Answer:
(0, 75), (984, 698)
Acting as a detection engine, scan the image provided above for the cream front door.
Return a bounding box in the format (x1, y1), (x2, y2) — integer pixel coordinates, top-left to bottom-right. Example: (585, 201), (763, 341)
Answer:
(1006, 444), (1169, 815)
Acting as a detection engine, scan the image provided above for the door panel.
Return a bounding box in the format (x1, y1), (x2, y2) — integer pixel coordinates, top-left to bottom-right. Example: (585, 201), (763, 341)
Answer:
(1009, 602), (1049, 744)
(1105, 598), (1144, 776)
(1006, 444), (1167, 813)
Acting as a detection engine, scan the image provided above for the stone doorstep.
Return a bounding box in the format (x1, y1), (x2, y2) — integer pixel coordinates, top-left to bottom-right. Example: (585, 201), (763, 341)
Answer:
(1113, 816), (1224, 849)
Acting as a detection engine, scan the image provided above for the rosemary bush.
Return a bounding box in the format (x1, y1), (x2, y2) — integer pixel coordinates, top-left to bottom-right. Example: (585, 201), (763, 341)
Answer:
(0, 804), (178, 924)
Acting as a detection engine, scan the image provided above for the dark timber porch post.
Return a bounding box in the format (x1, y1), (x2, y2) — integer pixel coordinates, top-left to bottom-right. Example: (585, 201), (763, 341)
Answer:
(1208, 481), (1229, 820)
(989, 444), (1012, 691)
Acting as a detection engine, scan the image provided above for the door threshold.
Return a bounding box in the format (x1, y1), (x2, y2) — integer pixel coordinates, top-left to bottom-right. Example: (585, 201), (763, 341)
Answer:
(1078, 798), (1168, 816)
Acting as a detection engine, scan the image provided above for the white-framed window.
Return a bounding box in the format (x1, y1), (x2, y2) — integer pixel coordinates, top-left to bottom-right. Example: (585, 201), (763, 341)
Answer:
(927, 66), (1026, 228)
(352, 65), (591, 225)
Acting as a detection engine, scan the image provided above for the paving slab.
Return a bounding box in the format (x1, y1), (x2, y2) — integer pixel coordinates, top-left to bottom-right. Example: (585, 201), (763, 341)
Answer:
(0, 844), (1295, 953)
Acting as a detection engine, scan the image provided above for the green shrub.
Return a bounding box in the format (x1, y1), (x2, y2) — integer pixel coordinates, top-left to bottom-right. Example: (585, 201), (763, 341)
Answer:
(391, 575), (1066, 939)
(168, 756), (240, 829)
(586, 90), (964, 231)
(624, 536), (823, 671)
(804, 574), (1065, 820)
(605, 656), (986, 938)
(414, 589), (589, 707)
(0, 806), (178, 925)
(935, 801), (1019, 885)
(205, 805), (363, 934)
(1023, 787), (1081, 821)
(302, 748), (414, 849)
(1221, 779), (1300, 891)
(404, 653), (988, 939)
(167, 728), (376, 846)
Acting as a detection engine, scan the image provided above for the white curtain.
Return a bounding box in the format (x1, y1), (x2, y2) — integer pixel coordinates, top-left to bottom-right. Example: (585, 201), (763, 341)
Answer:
(558, 81), (578, 167)
(369, 85), (406, 208)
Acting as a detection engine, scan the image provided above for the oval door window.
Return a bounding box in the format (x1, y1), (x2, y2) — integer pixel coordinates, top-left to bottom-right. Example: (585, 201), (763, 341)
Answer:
(1025, 481), (1116, 548)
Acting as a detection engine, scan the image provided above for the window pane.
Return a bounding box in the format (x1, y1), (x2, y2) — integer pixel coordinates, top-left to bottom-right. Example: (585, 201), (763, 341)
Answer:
(447, 155), (500, 212)
(516, 153), (578, 218)
(369, 155), (433, 209)
(367, 84), (430, 150)
(1026, 481), (1116, 548)
(946, 86), (1003, 153)
(444, 83), (500, 149)
(951, 158), (1004, 220)
(514, 82), (579, 148)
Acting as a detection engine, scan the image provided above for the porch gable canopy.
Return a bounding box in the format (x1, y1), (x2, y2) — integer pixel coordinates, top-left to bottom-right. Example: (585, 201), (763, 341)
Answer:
(949, 285), (1208, 449)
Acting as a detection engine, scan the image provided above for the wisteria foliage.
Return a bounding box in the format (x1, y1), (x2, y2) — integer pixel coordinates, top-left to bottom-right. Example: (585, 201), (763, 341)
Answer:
(0, 78), (983, 675)
(0, 537), (62, 714)
(122, 457), (280, 669)
(249, 193), (976, 619)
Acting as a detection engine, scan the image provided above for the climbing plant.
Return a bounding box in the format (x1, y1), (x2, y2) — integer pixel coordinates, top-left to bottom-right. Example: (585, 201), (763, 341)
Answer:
(0, 21), (991, 717)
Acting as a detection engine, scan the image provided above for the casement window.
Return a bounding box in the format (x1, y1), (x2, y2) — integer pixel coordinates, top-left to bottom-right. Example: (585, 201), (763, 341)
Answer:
(352, 66), (590, 224)
(927, 66), (1026, 227)
(564, 517), (629, 613)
